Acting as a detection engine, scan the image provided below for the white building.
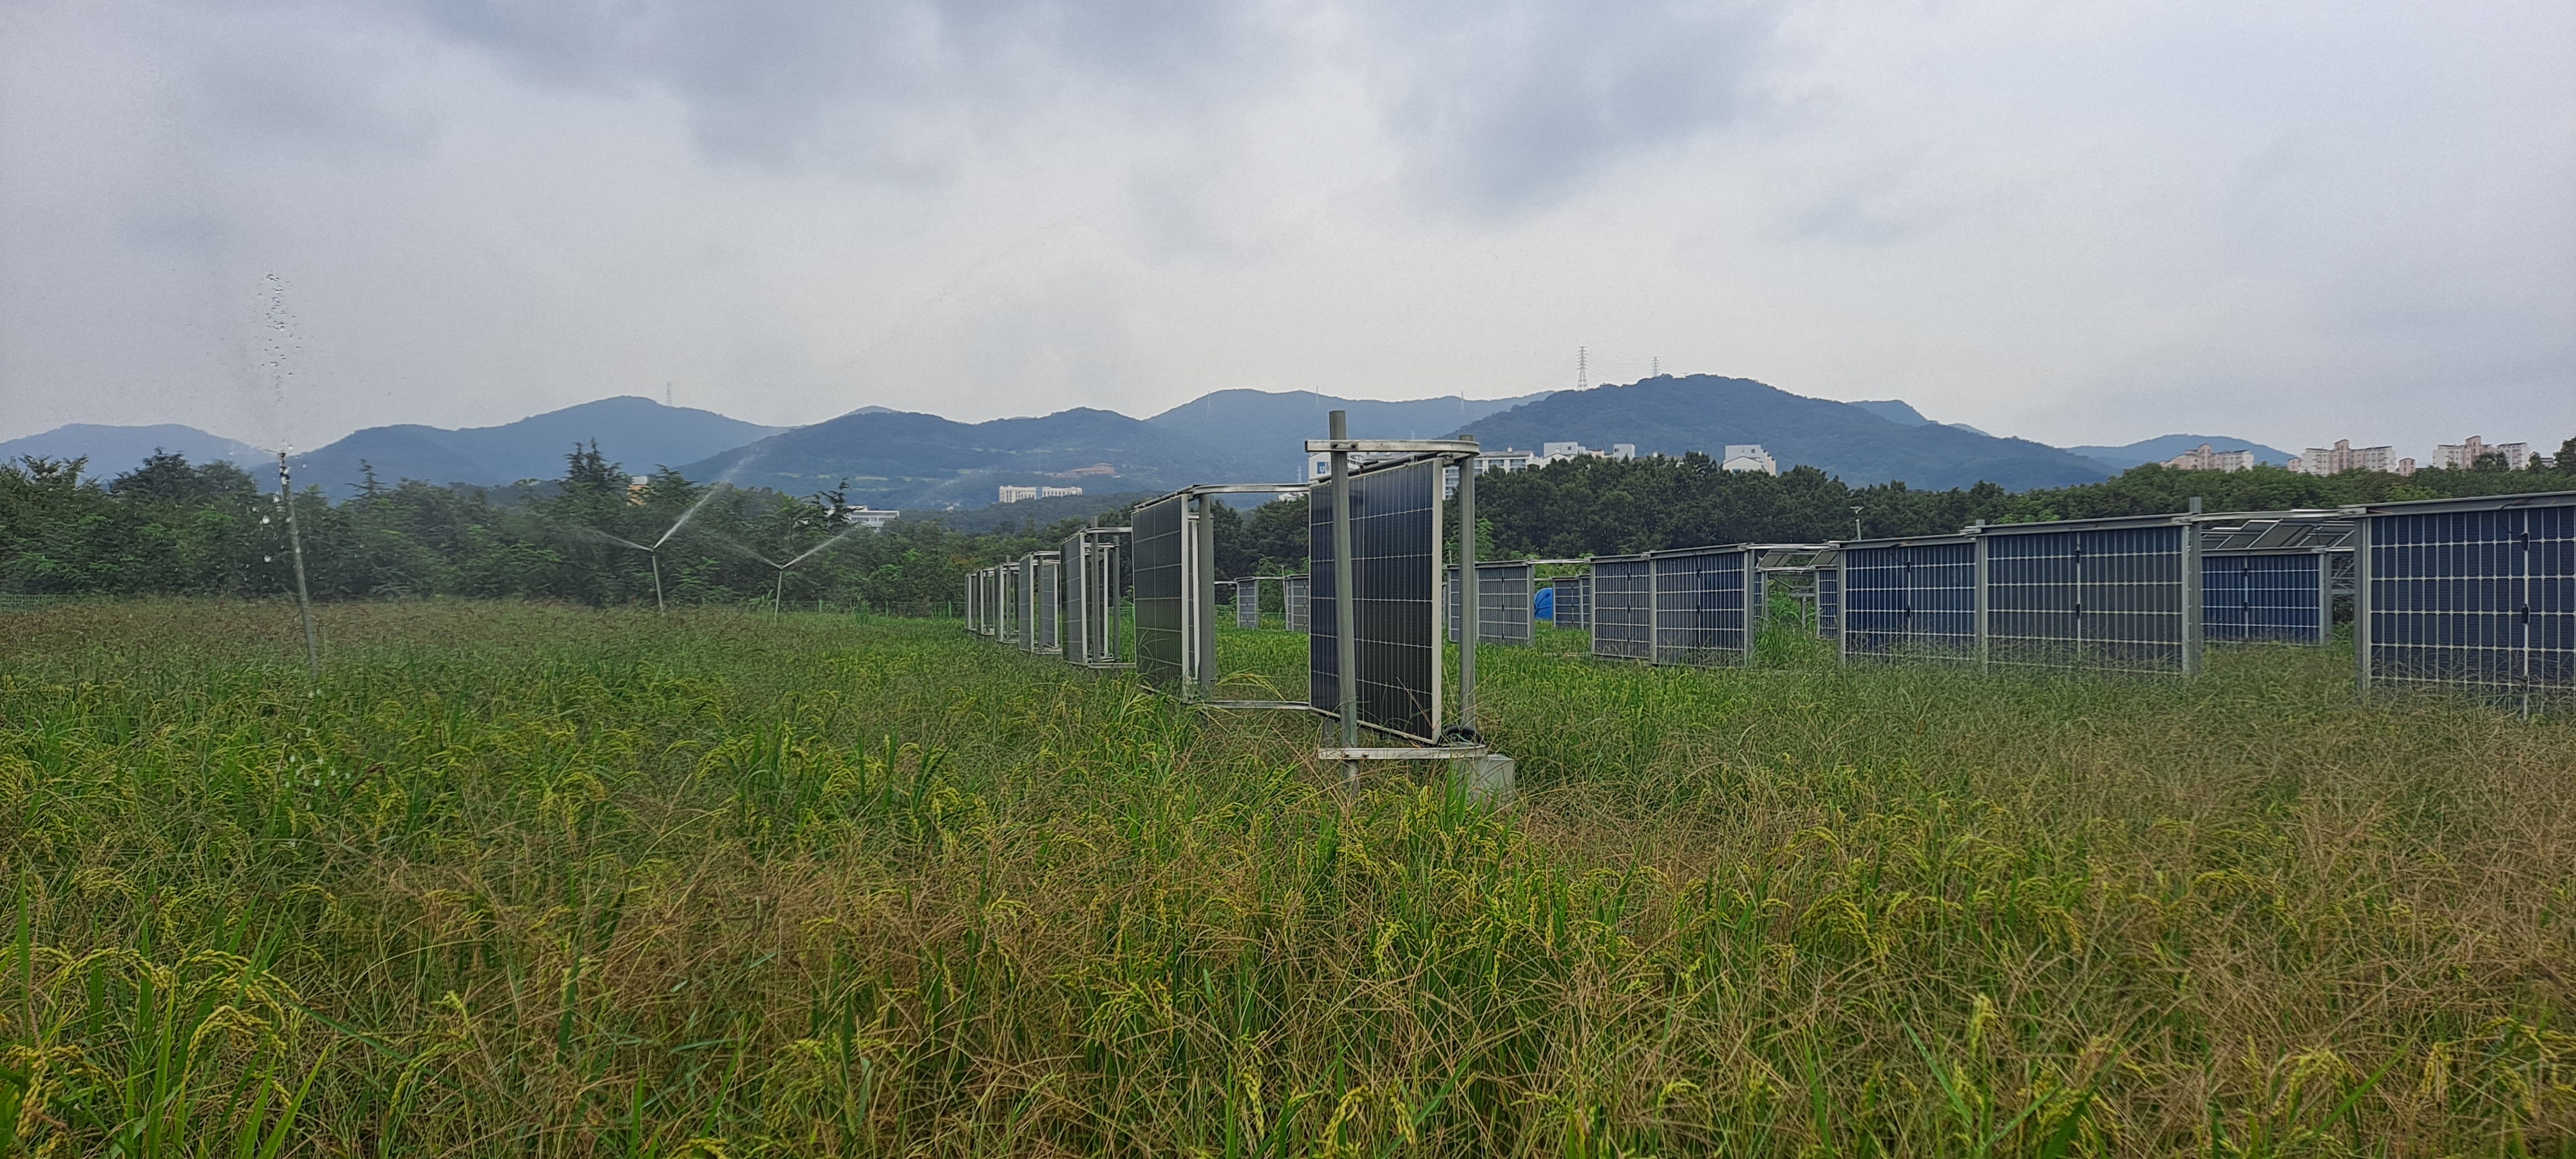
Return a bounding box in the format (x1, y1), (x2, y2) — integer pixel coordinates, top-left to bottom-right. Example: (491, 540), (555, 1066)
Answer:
(839, 507), (901, 529)
(2163, 444), (2255, 472)
(2434, 435), (2533, 471)
(2288, 439), (2411, 476)
(999, 484), (1086, 503)
(1536, 441), (1638, 466)
(1720, 444), (1778, 475)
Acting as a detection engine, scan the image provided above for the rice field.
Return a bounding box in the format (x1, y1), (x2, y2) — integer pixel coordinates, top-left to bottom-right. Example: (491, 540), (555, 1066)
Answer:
(0, 599), (2570, 1156)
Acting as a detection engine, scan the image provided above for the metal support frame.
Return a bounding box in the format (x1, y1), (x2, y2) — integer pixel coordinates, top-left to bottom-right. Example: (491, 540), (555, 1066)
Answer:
(1143, 482), (1311, 708)
(1307, 424), (1495, 783)
(2353, 520), (2373, 693)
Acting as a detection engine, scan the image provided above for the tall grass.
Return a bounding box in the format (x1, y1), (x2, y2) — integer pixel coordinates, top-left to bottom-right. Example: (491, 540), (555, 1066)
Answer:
(0, 599), (2568, 1155)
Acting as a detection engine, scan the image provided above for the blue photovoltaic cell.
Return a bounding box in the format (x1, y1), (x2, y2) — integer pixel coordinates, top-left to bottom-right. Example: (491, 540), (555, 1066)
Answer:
(2203, 554), (2323, 643)
(1652, 547), (1748, 664)
(2369, 504), (2575, 702)
(1839, 542), (1977, 662)
(1310, 458), (1441, 742)
(1285, 575), (1311, 634)
(1132, 496), (1186, 691)
(1589, 556), (1653, 659)
(1987, 525), (2186, 674)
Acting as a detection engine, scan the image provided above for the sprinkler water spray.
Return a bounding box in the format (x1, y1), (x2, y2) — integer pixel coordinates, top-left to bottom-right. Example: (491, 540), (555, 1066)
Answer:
(277, 450), (321, 681)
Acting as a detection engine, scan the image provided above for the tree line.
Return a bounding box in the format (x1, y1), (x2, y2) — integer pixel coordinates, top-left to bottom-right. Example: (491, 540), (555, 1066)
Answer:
(0, 446), (1092, 608)
(6, 437), (2571, 603)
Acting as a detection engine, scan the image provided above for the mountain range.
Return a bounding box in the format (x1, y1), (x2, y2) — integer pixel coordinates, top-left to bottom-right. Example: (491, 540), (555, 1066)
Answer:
(10, 377), (2310, 504)
(1459, 375), (2110, 491)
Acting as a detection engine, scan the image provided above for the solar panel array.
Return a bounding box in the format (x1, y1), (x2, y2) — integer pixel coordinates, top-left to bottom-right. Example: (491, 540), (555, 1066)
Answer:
(1651, 546), (1751, 665)
(1445, 561), (1535, 645)
(1310, 457), (1442, 743)
(2203, 553), (2325, 643)
(1589, 556), (1653, 660)
(1986, 523), (2192, 674)
(2363, 496), (2573, 706)
(1284, 574), (1311, 634)
(1131, 495), (1187, 692)
(1838, 540), (1978, 663)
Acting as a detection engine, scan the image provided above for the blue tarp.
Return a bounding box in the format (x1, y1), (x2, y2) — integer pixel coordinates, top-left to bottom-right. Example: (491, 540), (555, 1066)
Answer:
(1535, 585), (1555, 621)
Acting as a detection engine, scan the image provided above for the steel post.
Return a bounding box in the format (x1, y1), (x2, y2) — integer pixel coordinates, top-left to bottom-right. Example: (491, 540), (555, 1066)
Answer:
(1330, 411), (1359, 783)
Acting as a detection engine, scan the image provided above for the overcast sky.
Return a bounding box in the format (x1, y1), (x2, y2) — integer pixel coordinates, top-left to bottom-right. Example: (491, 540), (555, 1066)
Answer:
(3, 1), (2570, 457)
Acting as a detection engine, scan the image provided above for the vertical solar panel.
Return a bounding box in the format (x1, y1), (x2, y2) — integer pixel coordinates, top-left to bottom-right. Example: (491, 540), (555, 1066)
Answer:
(1839, 541), (1978, 663)
(1036, 556), (1062, 652)
(2202, 553), (2324, 643)
(1443, 564), (1463, 639)
(2369, 502), (2576, 706)
(1481, 562), (1534, 644)
(2538, 504), (2576, 698)
(1059, 537), (1088, 663)
(1444, 563), (1535, 644)
(1987, 525), (2188, 674)
(1000, 563), (1023, 645)
(1589, 556), (1653, 660)
(1132, 495), (1187, 690)
(1310, 457), (1441, 743)
(1236, 578), (1263, 628)
(1086, 530), (1128, 665)
(1285, 575), (1311, 634)
(1651, 547), (1750, 665)
(1817, 566), (1840, 639)
(1555, 573), (1591, 630)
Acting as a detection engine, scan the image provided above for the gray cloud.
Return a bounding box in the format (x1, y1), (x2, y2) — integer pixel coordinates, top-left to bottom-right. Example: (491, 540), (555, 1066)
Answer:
(1, 0), (2569, 460)
(404, 0), (1293, 172)
(1362, 1), (1781, 215)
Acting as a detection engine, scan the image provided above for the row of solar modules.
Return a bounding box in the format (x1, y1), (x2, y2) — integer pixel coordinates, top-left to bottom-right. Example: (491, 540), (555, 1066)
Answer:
(965, 489), (2571, 715)
(962, 526), (1133, 667)
(1832, 494), (2572, 706)
(1222, 574), (1312, 631)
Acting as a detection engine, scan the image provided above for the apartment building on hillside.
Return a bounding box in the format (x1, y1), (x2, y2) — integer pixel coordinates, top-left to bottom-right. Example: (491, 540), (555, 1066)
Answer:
(2163, 443), (2255, 471)
(2287, 440), (2414, 476)
(2434, 435), (2534, 471)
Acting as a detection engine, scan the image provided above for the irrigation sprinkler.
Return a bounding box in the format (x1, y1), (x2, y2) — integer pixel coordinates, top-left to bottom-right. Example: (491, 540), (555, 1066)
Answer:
(693, 520), (876, 622)
(276, 451), (321, 681)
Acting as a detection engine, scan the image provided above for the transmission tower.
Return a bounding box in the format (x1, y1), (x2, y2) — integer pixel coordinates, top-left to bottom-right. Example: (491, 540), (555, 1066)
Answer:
(1577, 346), (1588, 391)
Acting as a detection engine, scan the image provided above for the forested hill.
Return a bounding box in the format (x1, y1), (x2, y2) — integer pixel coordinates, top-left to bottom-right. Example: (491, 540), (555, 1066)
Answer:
(1468, 448), (2576, 559)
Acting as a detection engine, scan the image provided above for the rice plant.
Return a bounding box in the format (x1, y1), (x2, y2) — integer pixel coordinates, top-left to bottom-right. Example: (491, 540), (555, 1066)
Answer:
(0, 599), (2568, 1154)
